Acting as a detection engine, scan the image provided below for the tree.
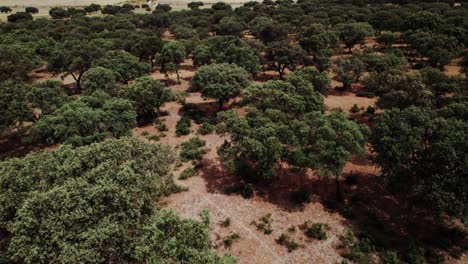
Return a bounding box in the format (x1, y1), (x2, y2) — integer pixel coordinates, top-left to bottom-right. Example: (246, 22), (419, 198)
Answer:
(298, 24), (339, 61)
(286, 67), (331, 96)
(377, 32), (398, 48)
(159, 41), (186, 84)
(0, 44), (40, 82)
(371, 106), (467, 216)
(264, 41), (306, 80)
(243, 80), (326, 116)
(188, 1), (204, 10)
(369, 11), (401, 34)
(257, 22), (289, 44)
(84, 3), (101, 13)
(191, 63), (249, 111)
(363, 70), (433, 109)
(136, 210), (236, 263)
(359, 51), (407, 74)
(28, 81), (69, 117)
(49, 7), (69, 19)
(130, 35), (163, 68)
(0, 6), (12, 13)
(81, 67), (118, 95)
(25, 7), (39, 14)
(94, 51), (151, 84)
(0, 81), (33, 134)
(7, 12), (33, 22)
(216, 109), (368, 195)
(47, 40), (104, 92)
(155, 4), (172, 13)
(0, 138), (215, 263)
(32, 92), (136, 146)
(192, 36), (261, 74)
(333, 56), (365, 89)
(122, 76), (172, 123)
(215, 16), (245, 37)
(334, 22), (374, 53)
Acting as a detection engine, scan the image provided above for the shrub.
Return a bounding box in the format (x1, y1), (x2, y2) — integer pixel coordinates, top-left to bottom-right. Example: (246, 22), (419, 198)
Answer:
(147, 134), (162, 141)
(350, 104), (360, 113)
(176, 116), (191, 136)
(252, 213), (273, 235)
(276, 233), (289, 245)
(198, 122), (214, 135)
(276, 234), (300, 252)
(219, 218), (231, 227)
(287, 239), (300, 252)
(180, 137), (208, 161)
(305, 223), (327, 240)
(366, 106), (376, 114)
(179, 167), (197, 180)
(223, 233), (240, 247)
(156, 122), (168, 132)
(288, 225), (296, 232)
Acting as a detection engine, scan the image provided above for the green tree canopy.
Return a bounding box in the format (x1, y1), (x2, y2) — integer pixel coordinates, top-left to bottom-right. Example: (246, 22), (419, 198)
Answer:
(0, 138), (224, 263)
(82, 67), (118, 95)
(286, 67), (331, 96)
(159, 41), (187, 84)
(264, 41), (306, 80)
(47, 40), (104, 92)
(0, 81), (34, 134)
(191, 63), (249, 110)
(94, 50), (151, 84)
(371, 106), (467, 216)
(193, 36), (261, 74)
(0, 44), (40, 82)
(334, 22), (374, 53)
(122, 76), (172, 123)
(333, 56), (365, 90)
(32, 92), (136, 146)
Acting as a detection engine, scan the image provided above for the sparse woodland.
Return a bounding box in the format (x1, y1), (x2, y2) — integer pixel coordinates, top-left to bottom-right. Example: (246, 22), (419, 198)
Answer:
(0, 0), (467, 263)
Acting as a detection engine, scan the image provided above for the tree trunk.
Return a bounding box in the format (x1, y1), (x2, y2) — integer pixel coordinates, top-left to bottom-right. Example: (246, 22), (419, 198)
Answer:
(218, 99), (224, 111)
(176, 70), (180, 84)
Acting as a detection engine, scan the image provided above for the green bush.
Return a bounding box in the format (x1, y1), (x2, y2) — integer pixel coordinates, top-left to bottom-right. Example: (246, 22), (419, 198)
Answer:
(176, 116), (191, 136)
(305, 223), (327, 240)
(366, 106), (376, 114)
(198, 122), (214, 135)
(252, 213), (273, 235)
(180, 137), (208, 161)
(223, 233), (240, 247)
(156, 122), (168, 132)
(179, 167), (197, 180)
(350, 104), (360, 114)
(219, 218), (231, 227)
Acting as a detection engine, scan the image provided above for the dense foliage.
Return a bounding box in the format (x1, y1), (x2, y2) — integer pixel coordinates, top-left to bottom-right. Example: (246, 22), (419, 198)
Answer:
(0, 138), (233, 263)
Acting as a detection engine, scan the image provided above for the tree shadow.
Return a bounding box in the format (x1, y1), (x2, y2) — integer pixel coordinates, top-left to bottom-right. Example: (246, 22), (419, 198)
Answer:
(334, 172), (467, 261)
(198, 154), (467, 261)
(198, 158), (337, 212)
